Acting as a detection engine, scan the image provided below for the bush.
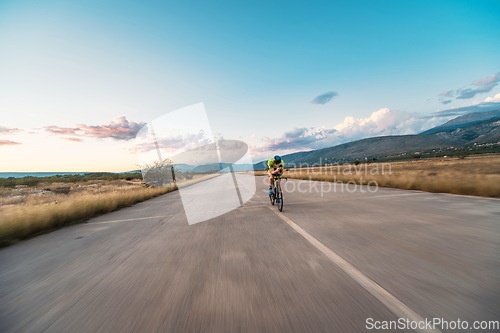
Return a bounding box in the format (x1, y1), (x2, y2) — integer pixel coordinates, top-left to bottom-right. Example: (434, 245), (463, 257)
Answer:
(0, 172), (144, 188)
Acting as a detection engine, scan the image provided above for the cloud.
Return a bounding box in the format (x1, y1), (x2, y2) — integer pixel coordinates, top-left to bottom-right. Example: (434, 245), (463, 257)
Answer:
(0, 126), (20, 134)
(473, 73), (500, 86)
(439, 90), (455, 97)
(0, 140), (21, 145)
(45, 126), (79, 135)
(255, 108), (447, 155)
(456, 83), (497, 99)
(77, 117), (146, 141)
(311, 91), (338, 104)
(135, 131), (212, 154)
(257, 127), (336, 152)
(439, 72), (500, 103)
(44, 116), (146, 141)
(484, 93), (500, 103)
(332, 108), (443, 138)
(63, 137), (84, 142)
(284, 127), (308, 139)
(256, 89), (500, 157)
(433, 100), (500, 117)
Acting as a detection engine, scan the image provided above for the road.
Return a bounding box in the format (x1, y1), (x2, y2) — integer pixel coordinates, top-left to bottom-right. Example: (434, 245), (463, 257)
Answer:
(1, 175), (499, 332)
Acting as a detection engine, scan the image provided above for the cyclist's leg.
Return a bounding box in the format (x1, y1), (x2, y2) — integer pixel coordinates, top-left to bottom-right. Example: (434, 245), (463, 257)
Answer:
(268, 171), (275, 185)
(268, 171), (274, 195)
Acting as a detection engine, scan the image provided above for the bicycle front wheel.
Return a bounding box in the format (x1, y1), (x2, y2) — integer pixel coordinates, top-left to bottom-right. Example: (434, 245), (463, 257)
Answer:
(276, 183), (283, 212)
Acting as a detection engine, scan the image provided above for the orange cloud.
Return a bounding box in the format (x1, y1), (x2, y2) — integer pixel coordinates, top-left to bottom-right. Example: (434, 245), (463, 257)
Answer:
(0, 140), (21, 145)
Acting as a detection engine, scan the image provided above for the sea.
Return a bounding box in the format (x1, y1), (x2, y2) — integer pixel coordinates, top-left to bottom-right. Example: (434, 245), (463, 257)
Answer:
(0, 172), (88, 179)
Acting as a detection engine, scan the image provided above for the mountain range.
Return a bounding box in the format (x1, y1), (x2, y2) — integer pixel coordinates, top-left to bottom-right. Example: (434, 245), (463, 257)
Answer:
(420, 110), (500, 135)
(254, 110), (500, 169)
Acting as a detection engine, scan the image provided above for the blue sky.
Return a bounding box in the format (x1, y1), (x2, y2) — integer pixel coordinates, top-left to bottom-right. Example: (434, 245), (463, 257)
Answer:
(1, 0), (499, 171)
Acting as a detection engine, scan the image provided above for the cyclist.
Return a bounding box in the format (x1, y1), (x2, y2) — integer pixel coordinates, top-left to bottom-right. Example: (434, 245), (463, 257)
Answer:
(267, 155), (285, 195)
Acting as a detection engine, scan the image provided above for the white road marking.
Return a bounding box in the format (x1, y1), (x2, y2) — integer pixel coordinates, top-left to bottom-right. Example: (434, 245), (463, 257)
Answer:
(268, 206), (441, 333)
(87, 216), (168, 225)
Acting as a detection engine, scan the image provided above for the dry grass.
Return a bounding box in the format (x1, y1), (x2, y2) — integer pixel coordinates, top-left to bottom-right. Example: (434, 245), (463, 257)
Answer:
(255, 155), (500, 197)
(0, 180), (176, 247)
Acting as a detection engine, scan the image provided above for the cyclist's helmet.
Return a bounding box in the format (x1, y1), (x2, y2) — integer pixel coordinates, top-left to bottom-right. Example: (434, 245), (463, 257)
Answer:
(274, 155), (282, 163)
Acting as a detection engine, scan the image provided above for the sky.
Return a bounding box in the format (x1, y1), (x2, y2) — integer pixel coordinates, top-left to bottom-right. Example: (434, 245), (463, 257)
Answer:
(1, 0), (499, 171)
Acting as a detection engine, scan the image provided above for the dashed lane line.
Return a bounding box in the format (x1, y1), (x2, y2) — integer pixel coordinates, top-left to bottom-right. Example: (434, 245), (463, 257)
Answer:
(86, 216), (169, 225)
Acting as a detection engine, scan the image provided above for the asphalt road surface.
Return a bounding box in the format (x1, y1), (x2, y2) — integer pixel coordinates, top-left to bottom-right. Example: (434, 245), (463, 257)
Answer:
(1, 175), (499, 332)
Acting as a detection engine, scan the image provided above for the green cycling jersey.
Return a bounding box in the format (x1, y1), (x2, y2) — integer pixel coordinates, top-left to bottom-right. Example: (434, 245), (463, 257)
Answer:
(267, 158), (285, 170)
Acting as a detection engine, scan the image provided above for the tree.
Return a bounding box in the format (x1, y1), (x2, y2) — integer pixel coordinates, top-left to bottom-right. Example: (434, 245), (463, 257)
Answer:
(140, 159), (176, 187)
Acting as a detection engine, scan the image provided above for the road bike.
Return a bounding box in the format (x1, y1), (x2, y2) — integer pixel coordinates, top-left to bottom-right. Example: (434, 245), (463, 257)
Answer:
(269, 174), (286, 212)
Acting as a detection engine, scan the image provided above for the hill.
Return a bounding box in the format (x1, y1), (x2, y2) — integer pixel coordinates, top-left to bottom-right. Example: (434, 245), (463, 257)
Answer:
(420, 109), (500, 134)
(254, 117), (500, 169)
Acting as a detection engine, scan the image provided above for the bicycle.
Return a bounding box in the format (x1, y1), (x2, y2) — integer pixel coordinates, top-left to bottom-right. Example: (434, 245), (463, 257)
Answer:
(269, 174), (287, 212)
